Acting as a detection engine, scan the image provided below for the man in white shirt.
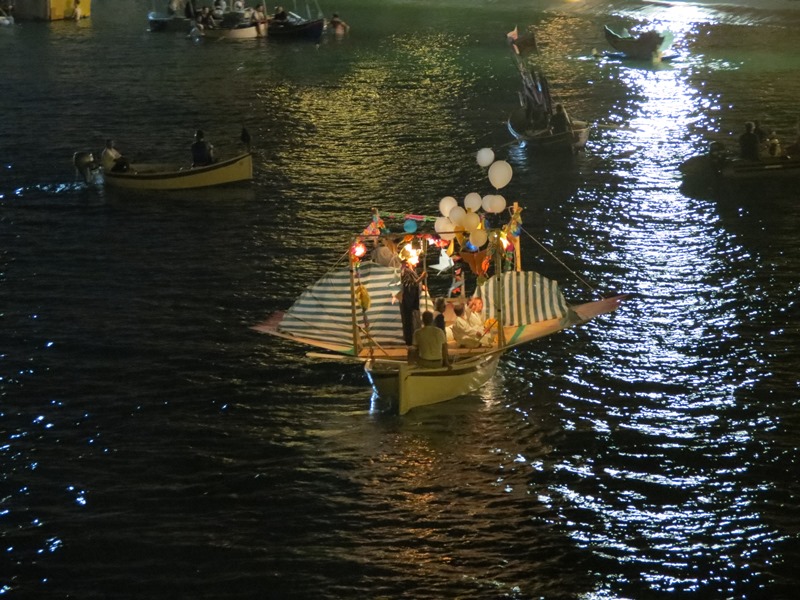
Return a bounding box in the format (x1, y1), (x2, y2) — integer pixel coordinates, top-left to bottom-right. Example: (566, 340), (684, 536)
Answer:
(452, 304), (491, 348)
(101, 139), (129, 172)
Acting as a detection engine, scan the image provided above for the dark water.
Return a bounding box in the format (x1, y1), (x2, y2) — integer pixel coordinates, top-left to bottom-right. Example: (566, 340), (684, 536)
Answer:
(2, 0), (800, 598)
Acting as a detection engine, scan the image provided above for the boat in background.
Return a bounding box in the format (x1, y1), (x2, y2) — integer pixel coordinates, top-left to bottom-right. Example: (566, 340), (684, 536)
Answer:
(268, 11), (325, 40)
(506, 26), (591, 152)
(603, 25), (674, 62)
(148, 12), (192, 32)
(680, 140), (800, 191)
(74, 150), (253, 191)
(252, 154), (626, 414)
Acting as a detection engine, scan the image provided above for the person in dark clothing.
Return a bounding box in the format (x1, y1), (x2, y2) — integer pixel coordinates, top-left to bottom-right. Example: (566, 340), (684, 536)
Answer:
(433, 297), (447, 332)
(191, 130), (215, 167)
(739, 122), (760, 161)
(550, 103), (570, 134)
(399, 261), (425, 346)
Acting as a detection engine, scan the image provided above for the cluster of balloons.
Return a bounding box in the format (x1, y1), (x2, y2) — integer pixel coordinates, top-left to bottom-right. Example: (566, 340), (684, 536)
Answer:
(432, 148), (512, 249)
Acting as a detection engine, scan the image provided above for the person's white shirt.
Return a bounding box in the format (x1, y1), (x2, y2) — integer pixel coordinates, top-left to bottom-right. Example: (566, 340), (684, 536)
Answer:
(101, 146), (121, 171)
(452, 315), (483, 348)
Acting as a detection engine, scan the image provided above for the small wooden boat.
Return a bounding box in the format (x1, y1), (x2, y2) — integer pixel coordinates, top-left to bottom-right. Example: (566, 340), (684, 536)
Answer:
(201, 22), (263, 39)
(508, 107), (591, 152)
(506, 29), (591, 152)
(268, 12), (324, 40)
(603, 25), (673, 61)
(101, 153), (253, 190)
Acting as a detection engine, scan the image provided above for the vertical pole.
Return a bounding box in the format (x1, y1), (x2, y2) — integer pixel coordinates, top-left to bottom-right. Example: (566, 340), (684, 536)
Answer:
(349, 238), (360, 356)
(512, 202), (522, 272)
(494, 232), (506, 348)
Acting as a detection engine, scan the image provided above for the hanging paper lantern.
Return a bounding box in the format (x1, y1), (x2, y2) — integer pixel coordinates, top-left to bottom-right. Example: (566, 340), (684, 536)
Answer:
(403, 219), (417, 233)
(448, 205), (466, 226)
(488, 160), (513, 189)
(476, 147), (495, 168)
(488, 194), (507, 214)
(464, 192), (482, 212)
(462, 211), (480, 232)
(470, 228), (488, 248)
(439, 196), (457, 217)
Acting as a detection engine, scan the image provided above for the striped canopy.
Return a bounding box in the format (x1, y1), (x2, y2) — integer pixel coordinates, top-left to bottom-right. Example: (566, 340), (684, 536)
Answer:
(278, 262), (404, 352)
(479, 270), (568, 326)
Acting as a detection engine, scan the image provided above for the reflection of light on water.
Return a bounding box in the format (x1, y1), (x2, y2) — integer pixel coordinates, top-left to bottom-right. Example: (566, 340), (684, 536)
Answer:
(541, 25), (782, 596)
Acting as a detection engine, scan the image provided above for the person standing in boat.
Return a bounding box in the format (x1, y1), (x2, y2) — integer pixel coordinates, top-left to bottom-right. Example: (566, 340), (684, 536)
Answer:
(191, 130), (216, 167)
(550, 103), (571, 135)
(399, 260), (426, 346)
(101, 139), (129, 173)
(410, 311), (449, 368)
(739, 122), (760, 161)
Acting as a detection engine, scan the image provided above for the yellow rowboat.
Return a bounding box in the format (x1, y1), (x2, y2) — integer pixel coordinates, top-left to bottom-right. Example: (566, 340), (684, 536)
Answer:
(102, 153), (253, 191)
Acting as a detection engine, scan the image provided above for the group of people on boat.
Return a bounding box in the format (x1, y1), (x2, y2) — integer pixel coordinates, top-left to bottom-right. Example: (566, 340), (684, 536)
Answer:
(97, 129), (217, 175)
(738, 120), (799, 161)
(399, 259), (495, 369)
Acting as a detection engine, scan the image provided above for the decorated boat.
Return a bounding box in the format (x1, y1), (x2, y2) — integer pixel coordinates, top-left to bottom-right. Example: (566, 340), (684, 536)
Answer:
(267, 11), (324, 40)
(603, 25), (674, 62)
(506, 27), (591, 152)
(252, 150), (626, 414)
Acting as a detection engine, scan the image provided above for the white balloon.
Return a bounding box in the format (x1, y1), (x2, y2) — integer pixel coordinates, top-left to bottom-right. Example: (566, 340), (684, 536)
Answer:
(464, 192), (482, 212)
(439, 230), (456, 241)
(439, 196), (457, 217)
(488, 160), (513, 189)
(462, 211), (480, 232)
(488, 194), (507, 214)
(476, 147), (495, 168)
(481, 194), (495, 212)
(470, 228), (488, 248)
(434, 216), (452, 233)
(448, 205), (466, 226)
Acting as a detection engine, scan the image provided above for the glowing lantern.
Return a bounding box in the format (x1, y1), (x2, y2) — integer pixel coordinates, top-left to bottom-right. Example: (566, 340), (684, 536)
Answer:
(351, 242), (367, 258)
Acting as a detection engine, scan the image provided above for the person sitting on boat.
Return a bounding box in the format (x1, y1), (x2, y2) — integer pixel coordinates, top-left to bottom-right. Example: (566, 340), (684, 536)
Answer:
(433, 297), (447, 332)
(251, 3), (268, 33)
(739, 122), (760, 161)
(101, 139), (129, 173)
(467, 296), (485, 330)
(550, 103), (571, 135)
(72, 0), (81, 21)
(273, 5), (288, 20)
(753, 120), (768, 145)
(410, 311), (450, 369)
(452, 304), (491, 349)
(191, 130), (216, 167)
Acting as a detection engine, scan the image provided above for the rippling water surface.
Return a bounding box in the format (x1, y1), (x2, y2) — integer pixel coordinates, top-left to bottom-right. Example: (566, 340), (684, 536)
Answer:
(2, 0), (799, 598)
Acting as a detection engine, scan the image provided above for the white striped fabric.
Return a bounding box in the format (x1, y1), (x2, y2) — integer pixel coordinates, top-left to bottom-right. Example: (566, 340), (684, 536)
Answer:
(479, 271), (569, 326)
(279, 262), (404, 350)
